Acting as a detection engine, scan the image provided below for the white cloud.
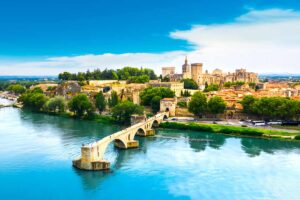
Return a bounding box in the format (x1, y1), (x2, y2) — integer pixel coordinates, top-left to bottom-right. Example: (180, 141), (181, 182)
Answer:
(1, 8), (300, 75)
(170, 8), (300, 74)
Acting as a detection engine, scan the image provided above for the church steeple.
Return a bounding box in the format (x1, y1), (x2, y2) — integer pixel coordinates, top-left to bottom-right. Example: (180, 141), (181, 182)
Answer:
(185, 56), (188, 64)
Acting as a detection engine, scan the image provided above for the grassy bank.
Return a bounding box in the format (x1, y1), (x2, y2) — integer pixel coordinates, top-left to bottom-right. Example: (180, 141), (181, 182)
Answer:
(159, 122), (300, 141)
(271, 125), (300, 131)
(20, 107), (117, 124)
(55, 112), (116, 124)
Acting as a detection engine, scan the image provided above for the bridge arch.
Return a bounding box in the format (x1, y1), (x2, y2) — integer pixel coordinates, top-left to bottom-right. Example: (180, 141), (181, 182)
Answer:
(136, 128), (146, 136)
(114, 138), (127, 149)
(151, 120), (159, 128)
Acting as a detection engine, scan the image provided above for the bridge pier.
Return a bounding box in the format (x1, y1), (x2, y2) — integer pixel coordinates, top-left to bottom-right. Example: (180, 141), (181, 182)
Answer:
(114, 140), (139, 149)
(73, 158), (110, 171)
(136, 129), (155, 137)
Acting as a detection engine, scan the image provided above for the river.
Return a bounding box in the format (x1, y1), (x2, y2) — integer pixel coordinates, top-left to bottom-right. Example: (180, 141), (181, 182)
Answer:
(1, 103), (300, 199)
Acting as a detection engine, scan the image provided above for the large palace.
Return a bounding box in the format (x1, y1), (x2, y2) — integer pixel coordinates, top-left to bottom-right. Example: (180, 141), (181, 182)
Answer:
(162, 57), (259, 88)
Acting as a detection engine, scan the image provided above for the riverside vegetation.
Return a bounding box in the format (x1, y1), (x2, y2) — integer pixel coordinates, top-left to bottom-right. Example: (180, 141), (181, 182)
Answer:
(160, 122), (300, 141)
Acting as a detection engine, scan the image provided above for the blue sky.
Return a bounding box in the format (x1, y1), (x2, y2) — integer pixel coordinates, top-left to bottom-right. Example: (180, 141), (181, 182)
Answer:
(0, 0), (300, 75)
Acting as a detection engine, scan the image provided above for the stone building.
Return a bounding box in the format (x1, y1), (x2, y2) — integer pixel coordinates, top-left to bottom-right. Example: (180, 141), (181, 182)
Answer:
(160, 98), (177, 116)
(161, 57), (259, 88)
(149, 82), (184, 97)
(182, 56), (191, 79)
(162, 67), (175, 78)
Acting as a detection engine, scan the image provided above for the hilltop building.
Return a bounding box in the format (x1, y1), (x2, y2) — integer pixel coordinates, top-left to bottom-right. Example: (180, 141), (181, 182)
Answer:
(162, 57), (259, 88)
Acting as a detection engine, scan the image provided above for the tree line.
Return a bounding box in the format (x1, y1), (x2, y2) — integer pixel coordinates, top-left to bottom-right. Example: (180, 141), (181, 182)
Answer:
(240, 95), (300, 120)
(18, 88), (144, 124)
(58, 67), (157, 83)
(188, 92), (226, 117)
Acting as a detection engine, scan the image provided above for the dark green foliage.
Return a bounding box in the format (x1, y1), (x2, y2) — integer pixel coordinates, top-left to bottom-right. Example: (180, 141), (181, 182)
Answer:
(18, 90), (48, 111)
(181, 90), (191, 97)
(108, 91), (119, 108)
(240, 95), (257, 114)
(223, 81), (245, 88)
(140, 87), (175, 106)
(111, 101), (144, 124)
(249, 82), (256, 89)
(295, 135), (300, 140)
(182, 79), (198, 89)
(95, 91), (106, 113)
(127, 75), (149, 83)
(240, 95), (300, 120)
(117, 67), (157, 80)
(68, 94), (94, 117)
(177, 101), (187, 108)
(151, 95), (161, 113)
(161, 76), (170, 82)
(44, 96), (66, 113)
(188, 91), (207, 117)
(7, 84), (26, 94)
(208, 96), (226, 116)
(204, 84), (219, 92)
(31, 87), (43, 94)
(58, 67), (157, 81)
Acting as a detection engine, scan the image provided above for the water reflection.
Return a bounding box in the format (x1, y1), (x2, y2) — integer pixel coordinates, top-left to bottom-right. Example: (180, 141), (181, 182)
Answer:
(2, 107), (300, 197)
(241, 137), (300, 157)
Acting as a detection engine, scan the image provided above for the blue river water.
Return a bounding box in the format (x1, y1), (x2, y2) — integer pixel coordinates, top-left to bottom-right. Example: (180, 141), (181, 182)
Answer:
(1, 100), (300, 199)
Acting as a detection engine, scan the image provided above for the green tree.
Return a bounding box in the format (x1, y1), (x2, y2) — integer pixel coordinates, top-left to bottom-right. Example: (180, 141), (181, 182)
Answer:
(204, 84), (219, 92)
(68, 94), (94, 117)
(108, 91), (119, 108)
(31, 87), (43, 94)
(95, 91), (106, 114)
(208, 96), (226, 117)
(223, 82), (232, 88)
(58, 72), (73, 80)
(140, 87), (175, 106)
(181, 90), (191, 97)
(151, 95), (161, 113)
(248, 82), (256, 89)
(240, 95), (257, 114)
(18, 91), (48, 111)
(45, 96), (66, 113)
(127, 75), (150, 83)
(111, 101), (144, 124)
(7, 84), (26, 94)
(182, 79), (198, 89)
(188, 91), (207, 117)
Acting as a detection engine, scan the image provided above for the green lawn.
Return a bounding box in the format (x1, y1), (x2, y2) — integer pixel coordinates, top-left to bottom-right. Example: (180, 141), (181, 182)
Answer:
(159, 122), (299, 141)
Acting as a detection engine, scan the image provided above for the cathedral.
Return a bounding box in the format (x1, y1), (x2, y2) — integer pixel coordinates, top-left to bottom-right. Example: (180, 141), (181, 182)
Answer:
(161, 57), (259, 88)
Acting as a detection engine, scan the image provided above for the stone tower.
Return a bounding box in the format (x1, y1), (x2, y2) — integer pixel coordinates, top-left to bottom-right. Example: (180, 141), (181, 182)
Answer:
(182, 56), (191, 79)
(191, 63), (203, 84)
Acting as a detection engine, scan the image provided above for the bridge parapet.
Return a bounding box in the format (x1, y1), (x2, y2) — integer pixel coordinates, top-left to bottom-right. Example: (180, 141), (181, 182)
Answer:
(73, 112), (169, 170)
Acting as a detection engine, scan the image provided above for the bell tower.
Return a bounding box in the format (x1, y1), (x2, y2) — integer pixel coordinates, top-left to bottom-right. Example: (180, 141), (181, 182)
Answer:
(182, 56), (191, 79)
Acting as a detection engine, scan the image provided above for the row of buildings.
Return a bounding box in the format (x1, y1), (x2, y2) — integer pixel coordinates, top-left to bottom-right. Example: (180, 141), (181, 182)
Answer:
(162, 57), (259, 88)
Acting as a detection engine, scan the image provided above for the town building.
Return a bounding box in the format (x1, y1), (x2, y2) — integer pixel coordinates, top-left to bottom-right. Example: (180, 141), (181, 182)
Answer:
(162, 57), (259, 88)
(149, 82), (184, 97)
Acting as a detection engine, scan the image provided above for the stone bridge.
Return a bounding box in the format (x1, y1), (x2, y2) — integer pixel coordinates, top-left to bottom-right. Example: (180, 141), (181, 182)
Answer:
(73, 112), (169, 170)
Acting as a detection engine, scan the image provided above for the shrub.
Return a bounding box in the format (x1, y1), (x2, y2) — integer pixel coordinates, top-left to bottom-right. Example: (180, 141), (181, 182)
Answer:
(177, 101), (187, 108)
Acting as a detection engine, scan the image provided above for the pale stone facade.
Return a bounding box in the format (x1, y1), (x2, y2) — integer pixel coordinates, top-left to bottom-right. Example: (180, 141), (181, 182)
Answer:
(162, 67), (175, 78)
(160, 98), (177, 116)
(161, 57), (259, 88)
(149, 82), (184, 97)
(182, 56), (191, 79)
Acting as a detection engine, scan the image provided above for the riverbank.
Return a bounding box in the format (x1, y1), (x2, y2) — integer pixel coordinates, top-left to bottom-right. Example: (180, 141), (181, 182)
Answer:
(159, 122), (300, 141)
